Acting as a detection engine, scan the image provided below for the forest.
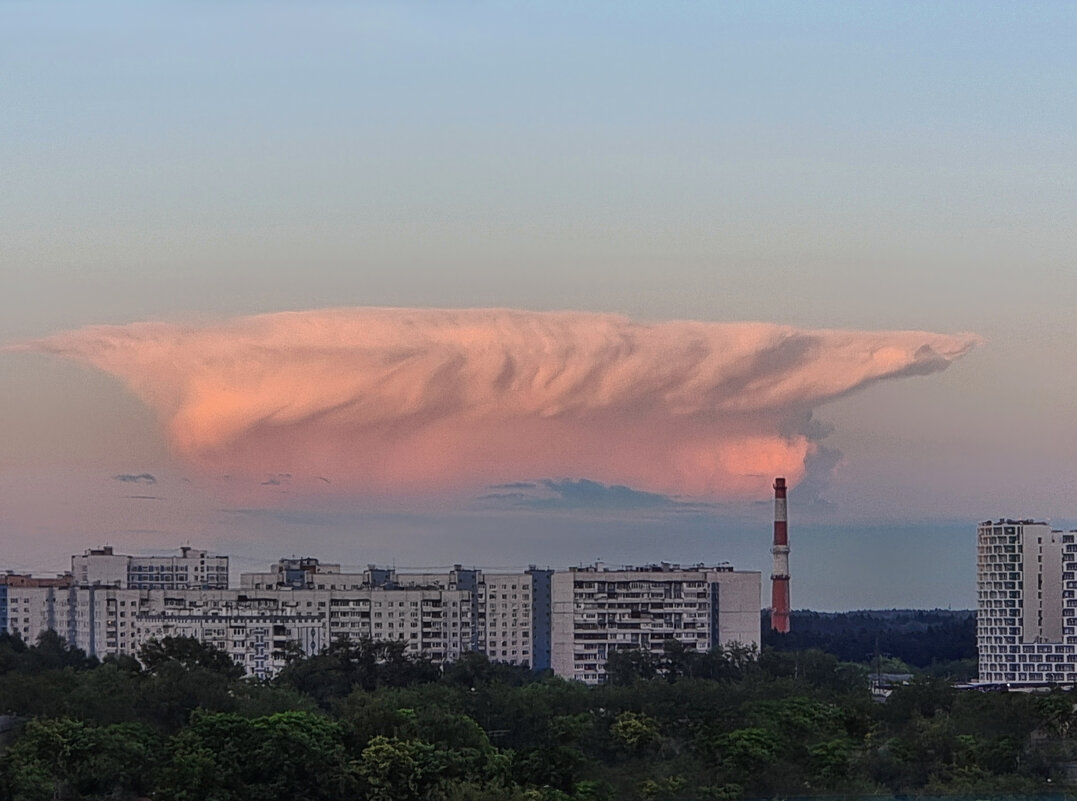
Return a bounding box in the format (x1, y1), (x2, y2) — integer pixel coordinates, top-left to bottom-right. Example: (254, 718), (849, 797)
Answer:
(763, 609), (978, 678)
(0, 628), (1073, 801)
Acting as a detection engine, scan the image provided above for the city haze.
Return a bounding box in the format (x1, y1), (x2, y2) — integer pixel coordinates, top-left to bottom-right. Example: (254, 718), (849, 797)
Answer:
(3, 3), (1076, 610)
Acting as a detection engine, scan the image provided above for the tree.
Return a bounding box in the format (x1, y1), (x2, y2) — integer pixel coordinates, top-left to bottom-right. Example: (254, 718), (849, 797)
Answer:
(442, 651), (533, 688)
(604, 648), (660, 685)
(139, 636), (245, 679)
(609, 711), (660, 754)
(137, 658), (240, 732)
(275, 636), (442, 708)
(0, 630), (97, 677)
(158, 710), (356, 801)
(0, 717), (160, 801)
(357, 735), (439, 801)
(712, 727), (779, 787)
(882, 674), (957, 722)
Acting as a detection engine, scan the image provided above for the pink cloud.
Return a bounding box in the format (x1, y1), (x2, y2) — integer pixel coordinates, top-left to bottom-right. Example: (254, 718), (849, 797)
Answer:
(17, 308), (981, 499)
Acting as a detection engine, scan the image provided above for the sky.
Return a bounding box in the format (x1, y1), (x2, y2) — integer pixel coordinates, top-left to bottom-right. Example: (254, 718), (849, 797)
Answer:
(2, 2), (1075, 610)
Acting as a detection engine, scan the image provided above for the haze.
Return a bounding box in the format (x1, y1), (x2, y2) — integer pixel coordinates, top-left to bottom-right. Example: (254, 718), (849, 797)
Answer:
(2, 2), (1075, 609)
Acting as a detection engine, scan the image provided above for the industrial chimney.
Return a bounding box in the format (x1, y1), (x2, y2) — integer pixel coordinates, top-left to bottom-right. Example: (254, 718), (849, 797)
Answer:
(770, 477), (791, 633)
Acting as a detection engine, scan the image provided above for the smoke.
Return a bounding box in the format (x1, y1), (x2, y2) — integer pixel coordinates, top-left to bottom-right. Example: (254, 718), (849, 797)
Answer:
(16, 308), (981, 499)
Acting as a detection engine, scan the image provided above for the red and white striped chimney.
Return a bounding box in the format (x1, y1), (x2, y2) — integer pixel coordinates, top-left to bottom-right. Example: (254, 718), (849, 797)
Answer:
(770, 477), (791, 633)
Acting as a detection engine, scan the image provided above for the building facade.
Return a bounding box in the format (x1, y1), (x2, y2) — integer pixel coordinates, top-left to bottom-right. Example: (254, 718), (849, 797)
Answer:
(476, 572), (533, 667)
(7, 550), (761, 682)
(72, 546), (229, 590)
(1, 572), (74, 640)
(977, 519), (1077, 685)
(550, 562), (761, 683)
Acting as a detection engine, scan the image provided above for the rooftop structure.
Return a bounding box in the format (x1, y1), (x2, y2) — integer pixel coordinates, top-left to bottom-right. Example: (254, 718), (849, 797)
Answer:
(72, 546), (229, 590)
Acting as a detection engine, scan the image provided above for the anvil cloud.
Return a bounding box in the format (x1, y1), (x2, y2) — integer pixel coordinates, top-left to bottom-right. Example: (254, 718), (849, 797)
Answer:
(20, 308), (980, 499)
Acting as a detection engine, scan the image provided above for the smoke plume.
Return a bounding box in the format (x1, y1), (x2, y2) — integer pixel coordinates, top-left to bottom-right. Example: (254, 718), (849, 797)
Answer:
(18, 308), (980, 499)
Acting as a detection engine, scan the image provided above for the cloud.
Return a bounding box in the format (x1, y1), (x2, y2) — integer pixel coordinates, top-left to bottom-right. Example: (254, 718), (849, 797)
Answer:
(112, 473), (157, 485)
(261, 473), (292, 486)
(789, 444), (842, 511)
(481, 478), (712, 513)
(19, 308), (980, 500)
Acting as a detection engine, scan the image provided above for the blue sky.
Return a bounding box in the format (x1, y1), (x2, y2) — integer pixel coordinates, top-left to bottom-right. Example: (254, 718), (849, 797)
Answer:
(2, 2), (1075, 609)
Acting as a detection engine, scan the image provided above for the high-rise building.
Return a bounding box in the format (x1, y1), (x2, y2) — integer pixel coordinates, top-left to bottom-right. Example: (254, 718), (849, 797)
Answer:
(7, 550), (760, 682)
(550, 562), (761, 684)
(1, 572), (73, 639)
(977, 519), (1077, 685)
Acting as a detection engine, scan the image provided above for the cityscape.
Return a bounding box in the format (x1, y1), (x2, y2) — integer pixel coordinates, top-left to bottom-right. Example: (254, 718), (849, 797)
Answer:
(9, 512), (1077, 690)
(3, 2), (1076, 800)
(2, 545), (758, 685)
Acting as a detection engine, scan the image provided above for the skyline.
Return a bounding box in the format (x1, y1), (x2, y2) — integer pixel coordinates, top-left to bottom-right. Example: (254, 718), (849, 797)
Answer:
(3, 3), (1076, 610)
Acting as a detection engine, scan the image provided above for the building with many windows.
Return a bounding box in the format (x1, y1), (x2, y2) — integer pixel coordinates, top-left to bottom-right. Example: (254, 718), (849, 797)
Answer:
(72, 546), (229, 590)
(1, 572), (73, 638)
(7, 549), (760, 682)
(550, 562), (761, 683)
(977, 519), (1077, 685)
(5, 581), (473, 678)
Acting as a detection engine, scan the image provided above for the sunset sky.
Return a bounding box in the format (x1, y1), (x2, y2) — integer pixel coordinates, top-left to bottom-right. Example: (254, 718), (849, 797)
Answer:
(2, 2), (1075, 609)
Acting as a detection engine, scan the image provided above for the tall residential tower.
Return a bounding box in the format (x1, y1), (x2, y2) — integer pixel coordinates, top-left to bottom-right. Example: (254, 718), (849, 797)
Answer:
(977, 519), (1077, 685)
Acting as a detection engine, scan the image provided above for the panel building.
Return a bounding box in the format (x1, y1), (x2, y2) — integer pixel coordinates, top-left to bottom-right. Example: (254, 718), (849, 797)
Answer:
(6, 548), (760, 683)
(72, 546), (229, 590)
(551, 562), (761, 683)
(1, 572), (73, 639)
(977, 519), (1077, 685)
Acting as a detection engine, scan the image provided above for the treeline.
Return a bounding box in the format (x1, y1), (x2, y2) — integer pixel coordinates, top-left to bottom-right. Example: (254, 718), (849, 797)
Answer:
(763, 608), (977, 673)
(0, 629), (1073, 800)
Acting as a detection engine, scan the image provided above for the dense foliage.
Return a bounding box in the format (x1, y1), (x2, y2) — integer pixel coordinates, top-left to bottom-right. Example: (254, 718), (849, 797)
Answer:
(0, 629), (1072, 800)
(763, 609), (978, 678)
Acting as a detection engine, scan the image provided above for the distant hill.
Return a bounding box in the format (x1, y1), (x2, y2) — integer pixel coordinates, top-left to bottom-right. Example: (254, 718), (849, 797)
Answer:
(762, 609), (976, 669)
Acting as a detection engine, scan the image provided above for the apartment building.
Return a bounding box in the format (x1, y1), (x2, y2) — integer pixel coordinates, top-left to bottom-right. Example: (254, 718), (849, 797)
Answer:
(244, 560), (539, 668)
(7, 550), (760, 682)
(72, 546), (229, 590)
(5, 581), (473, 678)
(977, 519), (1077, 685)
(1, 572), (74, 640)
(550, 562), (761, 683)
(476, 572), (533, 666)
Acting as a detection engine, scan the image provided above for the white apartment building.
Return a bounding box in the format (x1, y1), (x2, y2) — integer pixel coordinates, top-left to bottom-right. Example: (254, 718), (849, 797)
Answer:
(477, 573), (533, 666)
(137, 594), (327, 678)
(551, 562), (761, 684)
(243, 560), (536, 667)
(977, 519), (1077, 685)
(6, 583), (473, 679)
(8, 552), (760, 682)
(72, 546), (229, 590)
(5, 585), (143, 656)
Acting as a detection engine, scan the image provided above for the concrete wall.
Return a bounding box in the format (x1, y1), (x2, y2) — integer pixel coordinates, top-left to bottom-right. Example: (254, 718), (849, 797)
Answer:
(708, 570), (762, 651)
